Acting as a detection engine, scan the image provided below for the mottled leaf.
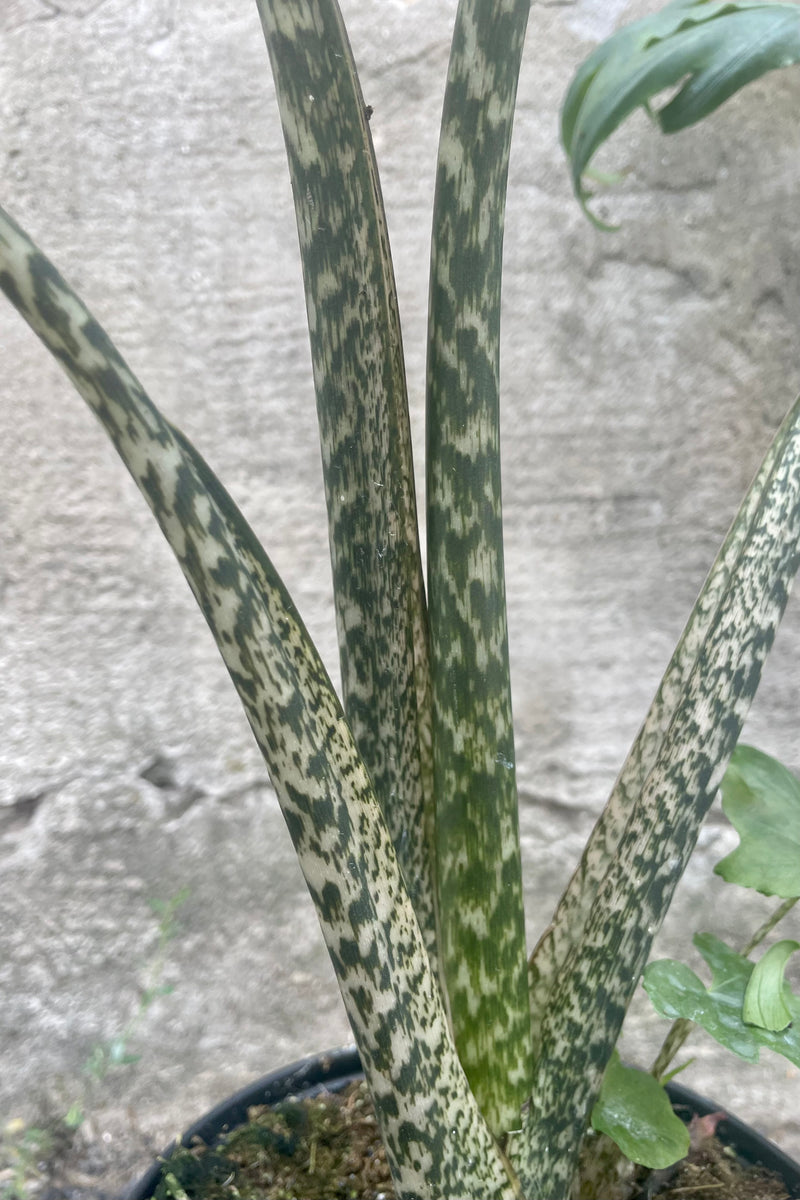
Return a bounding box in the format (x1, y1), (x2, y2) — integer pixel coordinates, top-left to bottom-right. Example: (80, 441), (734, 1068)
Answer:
(516, 392), (800, 1198)
(528, 404), (796, 1034)
(426, 0), (532, 1137)
(0, 204), (521, 1200)
(254, 0), (438, 964)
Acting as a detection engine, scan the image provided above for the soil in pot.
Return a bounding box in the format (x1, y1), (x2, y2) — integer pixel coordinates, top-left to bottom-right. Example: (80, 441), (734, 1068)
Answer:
(633, 1131), (792, 1200)
(146, 1082), (793, 1200)
(149, 1080), (389, 1200)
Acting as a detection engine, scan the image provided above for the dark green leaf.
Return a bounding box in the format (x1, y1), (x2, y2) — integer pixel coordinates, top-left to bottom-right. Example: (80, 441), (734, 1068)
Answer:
(591, 1050), (689, 1169)
(716, 744), (800, 897)
(562, 1), (800, 226)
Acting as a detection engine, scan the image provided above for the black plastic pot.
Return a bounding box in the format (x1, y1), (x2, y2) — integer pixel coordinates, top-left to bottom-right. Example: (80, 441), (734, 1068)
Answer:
(125, 1046), (800, 1199)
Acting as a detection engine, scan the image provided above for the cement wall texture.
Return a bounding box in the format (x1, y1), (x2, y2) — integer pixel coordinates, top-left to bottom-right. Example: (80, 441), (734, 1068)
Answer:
(2, 0), (800, 1195)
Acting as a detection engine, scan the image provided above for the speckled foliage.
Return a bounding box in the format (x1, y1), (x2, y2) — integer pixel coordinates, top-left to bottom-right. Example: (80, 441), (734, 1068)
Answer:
(254, 0), (438, 970)
(514, 401), (800, 1198)
(0, 208), (520, 1200)
(4, 0), (800, 1197)
(528, 406), (800, 1038)
(425, 0), (533, 1137)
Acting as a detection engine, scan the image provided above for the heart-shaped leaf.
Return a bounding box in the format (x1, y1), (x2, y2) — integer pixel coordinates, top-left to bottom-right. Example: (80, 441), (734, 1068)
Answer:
(591, 1050), (689, 1168)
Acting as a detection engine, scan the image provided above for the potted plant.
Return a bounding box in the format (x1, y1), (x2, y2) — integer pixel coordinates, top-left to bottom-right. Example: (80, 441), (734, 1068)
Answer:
(2, 0), (800, 1197)
(121, 1040), (800, 1200)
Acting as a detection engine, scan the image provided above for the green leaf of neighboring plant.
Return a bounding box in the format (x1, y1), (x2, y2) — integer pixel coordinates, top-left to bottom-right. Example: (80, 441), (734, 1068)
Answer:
(561, 0), (800, 225)
(743, 939), (800, 1032)
(0, 205), (521, 1200)
(644, 933), (800, 1066)
(716, 745), (800, 898)
(426, 0), (532, 1139)
(591, 1050), (689, 1169)
(254, 0), (438, 966)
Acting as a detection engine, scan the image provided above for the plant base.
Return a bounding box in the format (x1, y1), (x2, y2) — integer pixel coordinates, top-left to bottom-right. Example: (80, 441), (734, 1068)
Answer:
(125, 1048), (800, 1200)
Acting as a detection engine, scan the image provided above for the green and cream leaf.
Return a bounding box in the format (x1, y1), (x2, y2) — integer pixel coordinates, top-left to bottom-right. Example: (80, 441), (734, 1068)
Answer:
(254, 0), (437, 960)
(515, 395), (800, 1197)
(425, 0), (533, 1137)
(528, 408), (798, 1032)
(0, 205), (522, 1200)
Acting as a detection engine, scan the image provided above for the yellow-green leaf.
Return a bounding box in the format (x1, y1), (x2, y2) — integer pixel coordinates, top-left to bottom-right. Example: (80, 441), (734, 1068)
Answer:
(743, 939), (800, 1032)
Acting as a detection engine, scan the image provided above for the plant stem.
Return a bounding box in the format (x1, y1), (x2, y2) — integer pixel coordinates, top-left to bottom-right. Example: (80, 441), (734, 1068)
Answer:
(650, 896), (799, 1079)
(739, 895), (798, 957)
(649, 1017), (695, 1082)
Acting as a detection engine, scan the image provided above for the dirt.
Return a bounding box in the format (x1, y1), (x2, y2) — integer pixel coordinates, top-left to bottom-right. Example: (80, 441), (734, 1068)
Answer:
(634, 1135), (791, 1200)
(146, 1083), (793, 1200)
(149, 1082), (392, 1200)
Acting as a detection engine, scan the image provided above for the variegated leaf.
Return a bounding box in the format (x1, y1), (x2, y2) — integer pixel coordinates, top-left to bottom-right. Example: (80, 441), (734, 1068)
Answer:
(512, 394), (800, 1199)
(254, 0), (437, 961)
(528, 410), (795, 1041)
(425, 0), (533, 1137)
(0, 205), (522, 1200)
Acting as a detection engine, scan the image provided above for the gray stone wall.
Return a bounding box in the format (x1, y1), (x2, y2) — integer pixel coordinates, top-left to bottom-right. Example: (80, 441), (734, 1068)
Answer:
(2, 0), (799, 1192)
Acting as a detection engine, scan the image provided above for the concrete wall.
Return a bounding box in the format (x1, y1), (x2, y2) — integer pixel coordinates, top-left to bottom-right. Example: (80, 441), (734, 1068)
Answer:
(2, 0), (799, 1192)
